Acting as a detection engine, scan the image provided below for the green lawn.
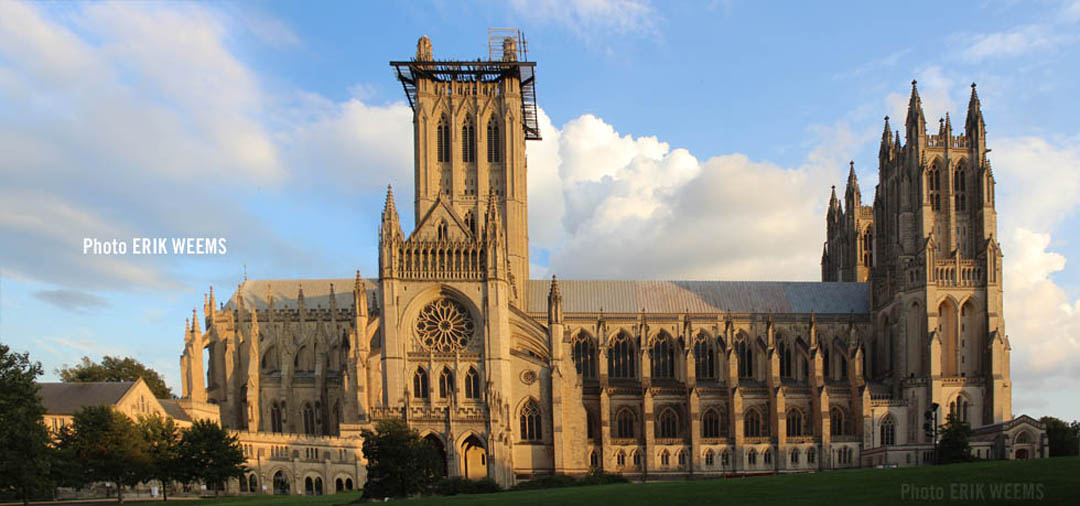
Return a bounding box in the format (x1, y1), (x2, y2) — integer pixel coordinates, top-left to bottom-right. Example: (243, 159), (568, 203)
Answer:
(197, 457), (1080, 506)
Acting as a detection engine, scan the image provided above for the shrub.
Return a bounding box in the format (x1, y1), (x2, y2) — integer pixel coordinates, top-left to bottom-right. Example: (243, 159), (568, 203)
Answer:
(511, 473), (579, 490)
(578, 468), (629, 486)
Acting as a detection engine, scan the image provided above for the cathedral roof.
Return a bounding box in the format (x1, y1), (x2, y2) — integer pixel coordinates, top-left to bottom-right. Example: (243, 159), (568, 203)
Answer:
(224, 278), (379, 310)
(222, 278), (868, 315)
(525, 280), (869, 314)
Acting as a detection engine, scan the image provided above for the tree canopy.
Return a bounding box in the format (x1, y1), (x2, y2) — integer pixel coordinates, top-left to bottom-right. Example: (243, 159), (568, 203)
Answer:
(138, 414), (182, 500)
(56, 405), (148, 503)
(175, 419), (247, 496)
(58, 356), (174, 399)
(0, 344), (55, 504)
(937, 413), (975, 464)
(1040, 416), (1079, 457)
(361, 418), (443, 498)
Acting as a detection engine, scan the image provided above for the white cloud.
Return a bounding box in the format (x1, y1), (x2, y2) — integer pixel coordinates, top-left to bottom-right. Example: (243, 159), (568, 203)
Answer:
(960, 24), (1075, 62)
(0, 2), (412, 294)
(509, 0), (659, 39)
(527, 111), (863, 281)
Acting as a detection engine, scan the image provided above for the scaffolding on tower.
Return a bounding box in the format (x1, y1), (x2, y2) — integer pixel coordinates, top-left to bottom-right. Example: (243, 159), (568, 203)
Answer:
(390, 29), (541, 141)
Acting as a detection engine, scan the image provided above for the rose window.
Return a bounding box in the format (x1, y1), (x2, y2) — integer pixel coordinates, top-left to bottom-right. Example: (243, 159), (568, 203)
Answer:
(416, 298), (475, 351)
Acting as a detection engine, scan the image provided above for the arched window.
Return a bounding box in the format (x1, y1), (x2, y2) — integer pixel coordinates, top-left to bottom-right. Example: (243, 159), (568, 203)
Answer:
(764, 449), (772, 465)
(437, 220), (448, 241)
(438, 368), (454, 399)
(632, 451), (641, 467)
(702, 408), (721, 438)
(928, 163), (941, 211)
(677, 450), (686, 467)
(464, 367), (481, 399)
(615, 409), (635, 439)
(830, 407), (847, 436)
(436, 115), (450, 163)
(881, 416), (896, 446)
(462, 116), (476, 163)
(464, 211), (476, 235)
(413, 367), (429, 399)
(590, 450), (599, 468)
(808, 447), (816, 464)
(572, 333), (597, 378)
(608, 332), (636, 379)
(270, 402), (283, 433)
(651, 334), (676, 379)
(791, 448), (800, 465)
(745, 409), (763, 437)
(486, 117), (501, 163)
(656, 408), (679, 439)
(862, 228), (873, 266)
(786, 409), (804, 437)
(955, 165), (967, 211)
(520, 400), (541, 441)
(737, 340), (754, 378)
(722, 450), (730, 466)
(586, 410), (598, 440)
(748, 449), (757, 466)
(694, 337), (716, 379)
(779, 341), (793, 378)
(660, 450), (670, 466)
(302, 403), (315, 435)
(616, 451), (626, 467)
(705, 450), (715, 467)
(823, 347), (831, 379)
(248, 474), (257, 493)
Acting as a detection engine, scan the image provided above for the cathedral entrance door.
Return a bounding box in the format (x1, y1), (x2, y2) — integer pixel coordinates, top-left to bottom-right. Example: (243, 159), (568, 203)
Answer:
(461, 435), (487, 480)
(424, 434), (448, 477)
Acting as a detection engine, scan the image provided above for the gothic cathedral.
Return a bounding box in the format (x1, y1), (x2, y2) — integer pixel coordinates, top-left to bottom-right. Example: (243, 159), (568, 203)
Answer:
(178, 34), (1046, 489)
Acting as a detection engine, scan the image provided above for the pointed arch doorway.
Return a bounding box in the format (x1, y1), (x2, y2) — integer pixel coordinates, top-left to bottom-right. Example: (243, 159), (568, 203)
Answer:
(423, 433), (448, 477)
(461, 434), (488, 480)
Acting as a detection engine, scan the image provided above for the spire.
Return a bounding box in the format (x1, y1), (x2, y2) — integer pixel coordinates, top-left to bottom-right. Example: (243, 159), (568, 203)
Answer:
(296, 283), (305, 312)
(944, 112), (952, 136)
(845, 161), (861, 207)
(354, 270), (367, 318)
(827, 185), (840, 221)
(547, 274), (562, 324)
(380, 184), (402, 244)
(905, 79), (926, 138)
(966, 82), (984, 141)
(191, 308), (200, 334)
(382, 185), (399, 224)
(882, 116), (892, 143)
(484, 194), (502, 242)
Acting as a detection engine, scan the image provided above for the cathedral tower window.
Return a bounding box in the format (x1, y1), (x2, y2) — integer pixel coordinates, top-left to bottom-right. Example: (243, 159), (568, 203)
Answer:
(927, 163), (941, 211)
(786, 409), (804, 437)
(302, 403), (315, 435)
(608, 332), (637, 379)
(413, 367), (429, 399)
(954, 164), (967, 211)
(520, 400), (542, 441)
(656, 408), (680, 439)
(462, 115), (476, 163)
(651, 333), (677, 379)
(464, 367), (481, 399)
(436, 115), (450, 163)
(694, 336), (716, 379)
(615, 409), (636, 439)
(861, 228), (873, 266)
(438, 368), (454, 399)
(486, 117), (501, 163)
(572, 333), (597, 378)
(880, 415), (896, 446)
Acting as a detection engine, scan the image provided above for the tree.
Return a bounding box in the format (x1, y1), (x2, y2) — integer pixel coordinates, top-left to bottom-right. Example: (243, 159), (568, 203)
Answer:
(361, 418), (442, 498)
(138, 414), (182, 500)
(176, 420), (246, 496)
(57, 405), (148, 503)
(1040, 416), (1080, 457)
(0, 345), (55, 505)
(58, 356), (174, 399)
(937, 413), (975, 464)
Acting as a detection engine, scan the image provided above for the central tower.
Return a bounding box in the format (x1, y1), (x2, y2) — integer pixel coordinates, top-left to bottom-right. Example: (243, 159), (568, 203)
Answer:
(391, 31), (540, 305)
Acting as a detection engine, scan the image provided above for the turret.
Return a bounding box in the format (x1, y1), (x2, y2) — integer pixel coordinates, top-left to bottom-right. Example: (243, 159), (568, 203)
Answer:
(966, 83), (985, 152)
(905, 80), (926, 143)
(844, 161), (861, 211)
(878, 116), (893, 164)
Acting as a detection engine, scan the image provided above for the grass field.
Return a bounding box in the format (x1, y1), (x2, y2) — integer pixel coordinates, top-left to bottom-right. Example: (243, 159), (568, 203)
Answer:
(196, 457), (1080, 506)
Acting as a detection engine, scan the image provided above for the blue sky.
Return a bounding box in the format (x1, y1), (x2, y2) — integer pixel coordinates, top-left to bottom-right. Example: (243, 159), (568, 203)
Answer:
(1, 0), (1079, 420)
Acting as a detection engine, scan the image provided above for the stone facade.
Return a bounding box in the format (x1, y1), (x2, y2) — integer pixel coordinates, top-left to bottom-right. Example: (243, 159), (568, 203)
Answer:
(177, 36), (1046, 491)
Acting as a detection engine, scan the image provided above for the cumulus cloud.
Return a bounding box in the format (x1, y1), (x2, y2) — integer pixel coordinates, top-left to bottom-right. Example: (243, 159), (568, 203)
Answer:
(526, 110), (864, 281)
(0, 2), (412, 295)
(509, 0), (659, 39)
